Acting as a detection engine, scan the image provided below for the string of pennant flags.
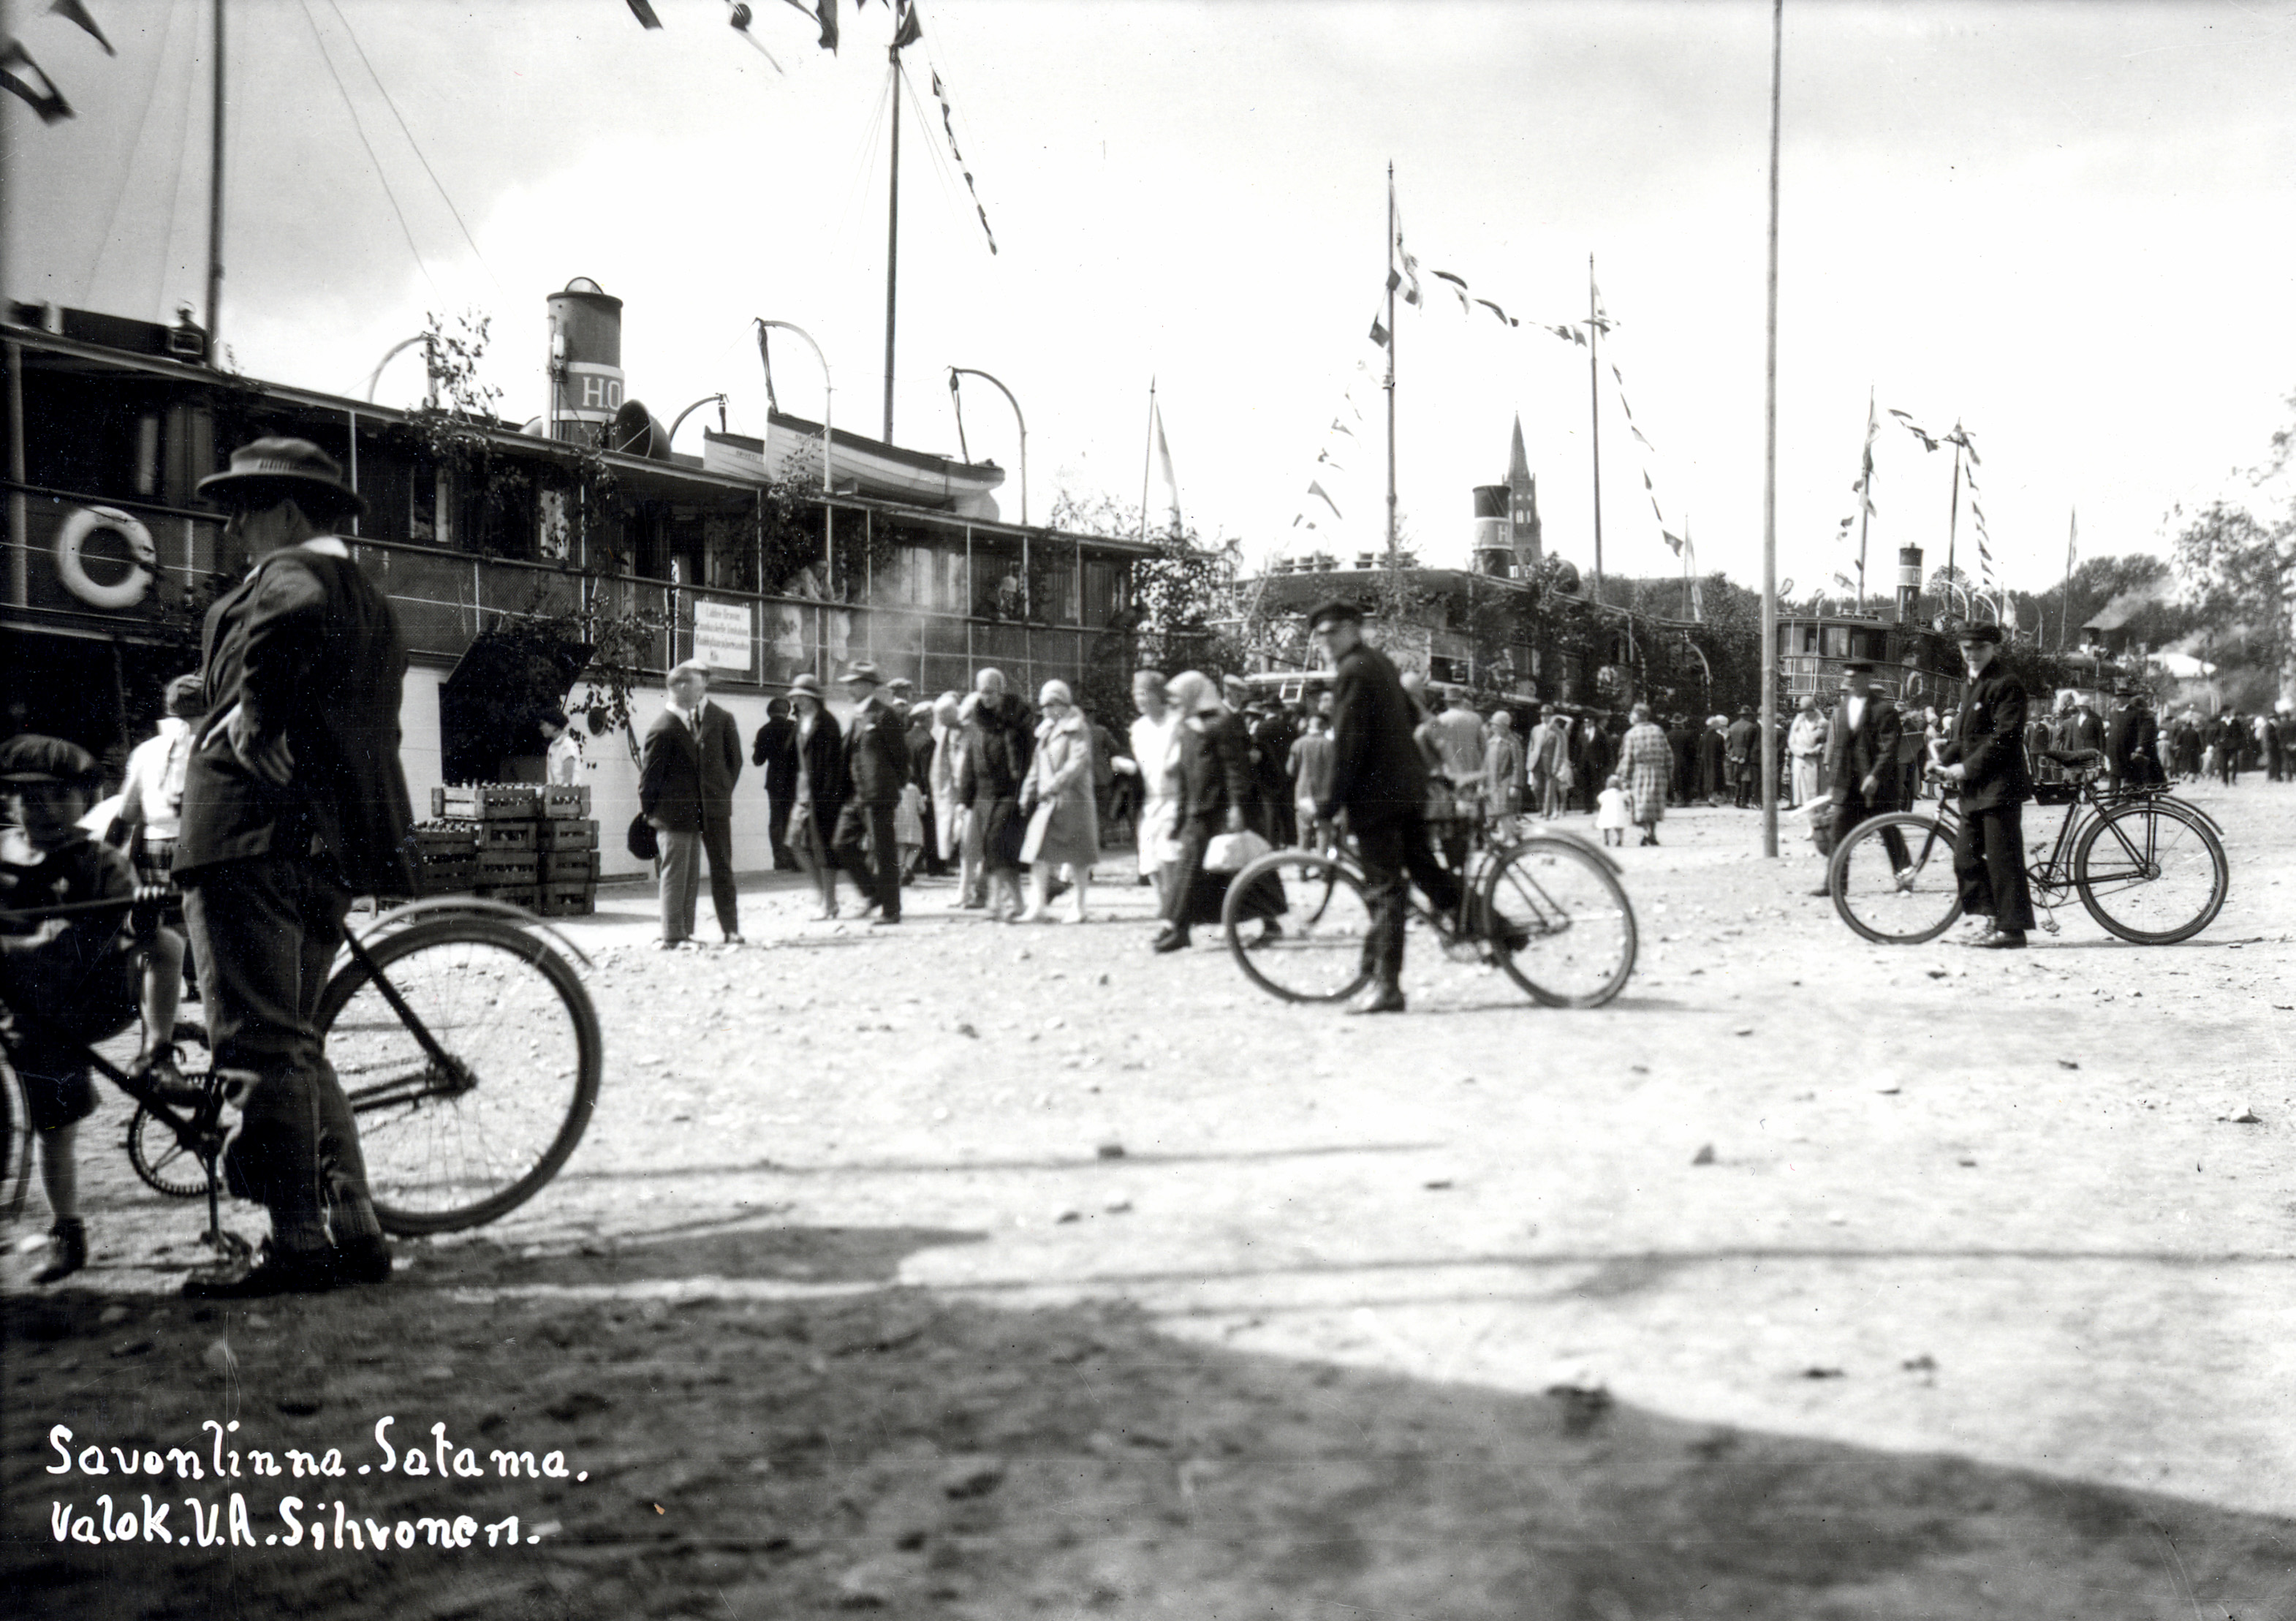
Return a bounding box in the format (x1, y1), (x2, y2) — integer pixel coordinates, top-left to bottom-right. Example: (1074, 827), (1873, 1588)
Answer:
(1, 1), (114, 124)
(1331, 201), (1691, 570)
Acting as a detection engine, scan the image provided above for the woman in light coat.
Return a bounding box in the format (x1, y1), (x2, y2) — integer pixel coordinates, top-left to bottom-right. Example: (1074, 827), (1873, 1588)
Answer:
(1018, 679), (1100, 922)
(929, 692), (973, 902)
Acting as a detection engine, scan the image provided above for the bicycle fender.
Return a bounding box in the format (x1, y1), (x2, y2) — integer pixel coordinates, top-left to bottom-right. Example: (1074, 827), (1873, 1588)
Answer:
(358, 897), (596, 971)
(1526, 827), (1625, 876)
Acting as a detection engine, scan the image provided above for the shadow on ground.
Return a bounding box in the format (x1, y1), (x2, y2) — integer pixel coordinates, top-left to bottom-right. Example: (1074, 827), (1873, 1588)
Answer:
(7, 1252), (2293, 1621)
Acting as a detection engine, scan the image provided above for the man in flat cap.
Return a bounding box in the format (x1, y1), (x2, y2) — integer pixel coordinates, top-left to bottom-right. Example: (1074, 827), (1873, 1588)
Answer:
(1936, 623), (2035, 948)
(833, 660), (910, 924)
(175, 437), (411, 1296)
(1306, 599), (1462, 1013)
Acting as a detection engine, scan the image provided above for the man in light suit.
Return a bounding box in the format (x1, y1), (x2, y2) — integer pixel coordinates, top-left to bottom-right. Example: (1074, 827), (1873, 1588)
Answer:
(1810, 660), (1907, 894)
(642, 660), (745, 947)
(832, 660), (911, 925)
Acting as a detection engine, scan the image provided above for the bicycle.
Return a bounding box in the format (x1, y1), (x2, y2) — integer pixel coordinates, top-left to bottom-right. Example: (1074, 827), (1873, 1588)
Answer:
(2, 893), (603, 1258)
(1222, 807), (1638, 1008)
(1825, 748), (2229, 946)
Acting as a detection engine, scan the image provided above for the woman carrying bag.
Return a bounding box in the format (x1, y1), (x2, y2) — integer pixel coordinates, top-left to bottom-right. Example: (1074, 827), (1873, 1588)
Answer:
(1017, 681), (1099, 923)
(1151, 672), (1284, 953)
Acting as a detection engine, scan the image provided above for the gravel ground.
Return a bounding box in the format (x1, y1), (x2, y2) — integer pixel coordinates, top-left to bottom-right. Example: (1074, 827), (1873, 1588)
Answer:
(7, 780), (2294, 1619)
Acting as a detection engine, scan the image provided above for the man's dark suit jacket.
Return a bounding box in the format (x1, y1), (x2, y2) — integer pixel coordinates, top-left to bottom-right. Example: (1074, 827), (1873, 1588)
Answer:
(1940, 669), (2033, 811)
(1823, 694), (1902, 808)
(844, 695), (911, 806)
(176, 541), (414, 896)
(751, 716), (799, 799)
(1319, 641), (1430, 828)
(640, 711), (705, 834)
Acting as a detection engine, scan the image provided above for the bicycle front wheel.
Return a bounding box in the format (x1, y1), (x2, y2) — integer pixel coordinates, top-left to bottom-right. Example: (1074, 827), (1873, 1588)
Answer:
(1223, 850), (1374, 1004)
(2075, 798), (2229, 944)
(1829, 812), (1963, 945)
(1484, 837), (1637, 1008)
(319, 918), (602, 1235)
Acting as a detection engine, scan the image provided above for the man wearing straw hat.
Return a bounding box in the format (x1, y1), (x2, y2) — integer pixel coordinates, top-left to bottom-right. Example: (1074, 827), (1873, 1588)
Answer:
(175, 437), (411, 1297)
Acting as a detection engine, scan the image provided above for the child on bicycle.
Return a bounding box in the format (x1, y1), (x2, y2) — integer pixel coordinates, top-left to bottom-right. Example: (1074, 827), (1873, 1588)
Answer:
(1, 734), (188, 1283)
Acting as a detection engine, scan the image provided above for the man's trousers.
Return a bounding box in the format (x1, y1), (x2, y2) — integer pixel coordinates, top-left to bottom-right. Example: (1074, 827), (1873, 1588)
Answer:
(181, 854), (379, 1253)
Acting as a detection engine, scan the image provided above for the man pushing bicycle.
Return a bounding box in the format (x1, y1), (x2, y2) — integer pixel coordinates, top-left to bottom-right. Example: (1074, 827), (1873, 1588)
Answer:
(175, 438), (414, 1299)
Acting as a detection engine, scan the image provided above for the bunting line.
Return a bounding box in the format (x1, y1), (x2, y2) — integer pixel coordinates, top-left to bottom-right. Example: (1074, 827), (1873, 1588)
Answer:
(926, 68), (996, 254)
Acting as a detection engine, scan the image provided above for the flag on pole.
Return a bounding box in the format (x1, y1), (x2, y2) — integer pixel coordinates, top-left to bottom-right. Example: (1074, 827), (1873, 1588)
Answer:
(50, 1), (115, 56)
(1392, 197), (1421, 306)
(891, 0), (922, 50)
(1368, 313), (1390, 349)
(0, 39), (72, 121)
(1151, 401), (1182, 536)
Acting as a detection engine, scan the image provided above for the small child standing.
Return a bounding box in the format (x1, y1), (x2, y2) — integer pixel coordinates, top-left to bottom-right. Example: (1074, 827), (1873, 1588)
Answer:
(1595, 774), (1630, 847)
(0, 735), (185, 1284)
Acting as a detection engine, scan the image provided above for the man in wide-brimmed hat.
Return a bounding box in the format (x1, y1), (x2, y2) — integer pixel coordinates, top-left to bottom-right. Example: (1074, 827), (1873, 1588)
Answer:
(831, 660), (911, 923)
(173, 437), (412, 1297)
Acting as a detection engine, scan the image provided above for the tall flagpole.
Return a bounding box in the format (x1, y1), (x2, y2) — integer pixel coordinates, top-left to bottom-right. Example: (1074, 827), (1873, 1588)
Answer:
(882, 50), (901, 442)
(1854, 384), (1874, 611)
(1759, 0), (1782, 859)
(2059, 506), (2077, 651)
(1384, 162), (1398, 564)
(1944, 434), (1963, 611)
(1587, 254), (1604, 601)
(1139, 379), (1155, 546)
(206, 0), (227, 349)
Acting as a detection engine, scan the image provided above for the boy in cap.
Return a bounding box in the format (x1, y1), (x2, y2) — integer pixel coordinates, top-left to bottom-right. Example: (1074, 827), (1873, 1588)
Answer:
(1, 736), (187, 1282)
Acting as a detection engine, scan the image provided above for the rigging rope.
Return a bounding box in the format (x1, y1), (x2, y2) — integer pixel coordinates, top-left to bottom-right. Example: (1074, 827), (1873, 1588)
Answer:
(83, 0), (181, 312)
(322, 0), (504, 292)
(296, 0), (439, 299)
(159, 0), (202, 324)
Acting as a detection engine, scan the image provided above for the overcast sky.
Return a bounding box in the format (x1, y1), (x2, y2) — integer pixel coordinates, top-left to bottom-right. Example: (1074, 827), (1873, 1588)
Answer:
(5, 0), (2294, 602)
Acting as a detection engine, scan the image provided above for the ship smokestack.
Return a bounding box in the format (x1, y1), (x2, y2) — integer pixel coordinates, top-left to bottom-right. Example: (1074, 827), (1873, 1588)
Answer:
(546, 277), (625, 447)
(1472, 485), (1512, 576)
(1897, 545), (1923, 624)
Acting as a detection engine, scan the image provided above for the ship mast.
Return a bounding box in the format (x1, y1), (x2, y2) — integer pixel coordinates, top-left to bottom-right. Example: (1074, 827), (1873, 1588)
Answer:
(205, 0), (226, 349)
(1384, 163), (1397, 563)
(882, 39), (900, 442)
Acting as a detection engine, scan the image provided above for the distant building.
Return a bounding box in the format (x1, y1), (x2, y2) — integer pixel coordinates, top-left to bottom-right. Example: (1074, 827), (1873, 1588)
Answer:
(1506, 415), (1541, 571)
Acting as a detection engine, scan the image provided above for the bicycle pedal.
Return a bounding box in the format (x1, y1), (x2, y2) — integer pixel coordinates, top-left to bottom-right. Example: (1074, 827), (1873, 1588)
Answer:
(2042, 919), (2061, 935)
(204, 1227), (254, 1264)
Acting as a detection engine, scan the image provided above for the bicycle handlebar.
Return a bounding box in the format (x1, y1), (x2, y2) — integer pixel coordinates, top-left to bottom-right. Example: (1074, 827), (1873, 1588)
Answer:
(0, 886), (173, 924)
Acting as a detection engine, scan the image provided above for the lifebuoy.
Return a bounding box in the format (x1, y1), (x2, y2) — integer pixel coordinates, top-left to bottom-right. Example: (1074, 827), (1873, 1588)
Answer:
(54, 505), (156, 611)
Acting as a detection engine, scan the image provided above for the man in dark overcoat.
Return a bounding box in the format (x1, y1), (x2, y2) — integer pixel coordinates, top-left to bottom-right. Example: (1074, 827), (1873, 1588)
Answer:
(751, 697), (800, 871)
(1308, 600), (1463, 1015)
(642, 660), (743, 946)
(1936, 624), (2036, 948)
(833, 661), (910, 924)
(1810, 661), (1906, 894)
(2107, 685), (2164, 795)
(1724, 706), (1759, 808)
(175, 437), (412, 1297)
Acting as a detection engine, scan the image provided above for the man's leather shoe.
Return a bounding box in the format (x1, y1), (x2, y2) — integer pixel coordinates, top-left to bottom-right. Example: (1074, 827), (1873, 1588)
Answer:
(1345, 983), (1407, 1015)
(1807, 885), (1832, 897)
(1971, 929), (2028, 950)
(333, 1233), (393, 1287)
(181, 1241), (339, 1300)
(34, 1217), (86, 1285)
(1151, 928), (1189, 953)
(870, 913), (902, 926)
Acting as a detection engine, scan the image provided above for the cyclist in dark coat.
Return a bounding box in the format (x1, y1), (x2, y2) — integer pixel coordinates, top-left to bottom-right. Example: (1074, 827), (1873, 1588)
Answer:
(1308, 600), (1463, 1013)
(1936, 624), (2035, 948)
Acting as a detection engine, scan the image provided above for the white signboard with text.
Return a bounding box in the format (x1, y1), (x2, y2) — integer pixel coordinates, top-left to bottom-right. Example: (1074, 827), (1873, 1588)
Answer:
(692, 599), (754, 675)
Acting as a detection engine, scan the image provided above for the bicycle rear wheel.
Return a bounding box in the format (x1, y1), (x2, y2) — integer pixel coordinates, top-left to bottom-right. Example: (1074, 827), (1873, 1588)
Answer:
(1484, 837), (1637, 1008)
(1829, 812), (1962, 945)
(319, 918), (601, 1235)
(2075, 798), (2228, 944)
(1223, 850), (1374, 1004)
(0, 1057), (31, 1227)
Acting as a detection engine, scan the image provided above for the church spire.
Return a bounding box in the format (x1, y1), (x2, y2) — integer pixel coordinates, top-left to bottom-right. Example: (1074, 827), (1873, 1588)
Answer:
(1506, 415), (1542, 570)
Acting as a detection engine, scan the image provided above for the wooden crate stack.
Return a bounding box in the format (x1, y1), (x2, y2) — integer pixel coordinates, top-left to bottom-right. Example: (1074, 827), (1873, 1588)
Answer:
(426, 784), (600, 915)
(409, 821), (480, 896)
